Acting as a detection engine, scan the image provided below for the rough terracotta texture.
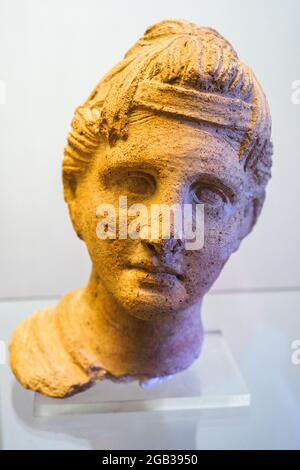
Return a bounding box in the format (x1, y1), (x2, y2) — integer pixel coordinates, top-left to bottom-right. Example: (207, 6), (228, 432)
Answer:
(10, 20), (273, 398)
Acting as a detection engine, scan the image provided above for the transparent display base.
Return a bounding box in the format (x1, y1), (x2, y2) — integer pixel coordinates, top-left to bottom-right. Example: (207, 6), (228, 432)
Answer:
(34, 330), (250, 417)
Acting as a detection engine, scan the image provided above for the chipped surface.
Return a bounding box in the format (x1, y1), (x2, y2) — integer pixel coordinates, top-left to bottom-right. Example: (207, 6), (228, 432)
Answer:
(10, 20), (272, 398)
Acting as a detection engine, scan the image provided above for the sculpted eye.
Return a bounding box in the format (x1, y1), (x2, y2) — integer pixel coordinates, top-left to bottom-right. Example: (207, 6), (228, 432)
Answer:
(191, 183), (230, 206)
(118, 171), (156, 196)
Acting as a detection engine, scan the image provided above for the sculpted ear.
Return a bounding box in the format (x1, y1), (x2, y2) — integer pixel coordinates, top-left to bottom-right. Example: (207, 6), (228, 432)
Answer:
(62, 172), (84, 241)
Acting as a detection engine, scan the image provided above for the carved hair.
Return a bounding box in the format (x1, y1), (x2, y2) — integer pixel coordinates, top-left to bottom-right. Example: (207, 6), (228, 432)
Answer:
(63, 19), (272, 195)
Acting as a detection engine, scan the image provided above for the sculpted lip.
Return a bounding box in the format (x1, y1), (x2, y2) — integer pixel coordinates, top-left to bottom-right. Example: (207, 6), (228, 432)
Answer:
(126, 263), (186, 282)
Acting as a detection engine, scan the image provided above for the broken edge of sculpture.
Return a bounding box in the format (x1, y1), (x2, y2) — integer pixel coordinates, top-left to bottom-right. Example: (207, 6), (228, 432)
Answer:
(33, 331), (250, 416)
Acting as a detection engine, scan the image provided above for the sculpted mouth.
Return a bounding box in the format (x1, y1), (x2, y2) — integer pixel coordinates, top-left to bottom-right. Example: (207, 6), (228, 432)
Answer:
(126, 263), (186, 282)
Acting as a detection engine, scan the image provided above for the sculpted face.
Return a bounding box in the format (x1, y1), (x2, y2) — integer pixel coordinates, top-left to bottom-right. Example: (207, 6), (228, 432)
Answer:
(73, 110), (249, 320)
(10, 20), (273, 397)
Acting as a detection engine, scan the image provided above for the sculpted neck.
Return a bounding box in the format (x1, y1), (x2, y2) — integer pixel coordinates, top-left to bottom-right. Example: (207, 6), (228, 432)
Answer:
(74, 269), (204, 379)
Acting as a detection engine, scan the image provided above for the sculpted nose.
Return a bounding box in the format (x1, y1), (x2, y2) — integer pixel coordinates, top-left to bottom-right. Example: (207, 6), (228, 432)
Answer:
(138, 202), (186, 257)
(141, 235), (184, 258)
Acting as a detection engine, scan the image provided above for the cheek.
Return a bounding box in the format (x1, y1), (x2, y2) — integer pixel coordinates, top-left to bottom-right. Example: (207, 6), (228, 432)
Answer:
(84, 209), (138, 286)
(85, 236), (131, 280)
(204, 204), (245, 254)
(183, 207), (244, 293)
(183, 249), (226, 296)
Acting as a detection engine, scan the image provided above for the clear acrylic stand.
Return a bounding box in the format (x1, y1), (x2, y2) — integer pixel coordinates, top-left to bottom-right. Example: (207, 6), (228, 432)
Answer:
(34, 330), (250, 417)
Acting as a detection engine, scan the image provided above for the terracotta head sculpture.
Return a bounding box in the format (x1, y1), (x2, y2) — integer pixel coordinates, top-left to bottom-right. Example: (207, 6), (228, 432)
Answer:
(10, 20), (272, 397)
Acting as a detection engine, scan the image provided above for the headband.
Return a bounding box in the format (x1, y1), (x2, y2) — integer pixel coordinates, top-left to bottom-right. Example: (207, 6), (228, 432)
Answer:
(133, 81), (253, 131)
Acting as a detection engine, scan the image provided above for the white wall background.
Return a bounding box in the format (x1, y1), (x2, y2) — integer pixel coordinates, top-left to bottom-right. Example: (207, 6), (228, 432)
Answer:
(0, 0), (299, 299)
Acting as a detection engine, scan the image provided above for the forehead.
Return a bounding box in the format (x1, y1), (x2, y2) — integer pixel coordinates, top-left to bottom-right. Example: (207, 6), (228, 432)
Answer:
(96, 111), (245, 187)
